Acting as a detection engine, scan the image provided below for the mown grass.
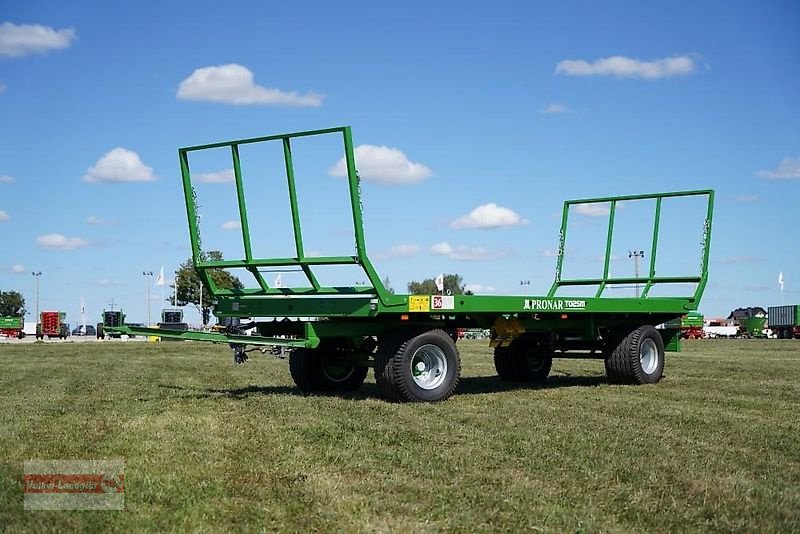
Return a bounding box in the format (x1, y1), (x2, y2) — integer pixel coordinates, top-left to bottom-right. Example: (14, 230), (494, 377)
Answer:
(0, 339), (798, 532)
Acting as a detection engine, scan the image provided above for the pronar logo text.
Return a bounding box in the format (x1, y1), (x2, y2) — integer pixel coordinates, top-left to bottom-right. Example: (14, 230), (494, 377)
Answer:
(523, 299), (586, 311)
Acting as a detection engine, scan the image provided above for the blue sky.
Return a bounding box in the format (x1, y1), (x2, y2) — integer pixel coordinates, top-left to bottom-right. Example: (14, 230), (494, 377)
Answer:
(1, 0), (798, 325)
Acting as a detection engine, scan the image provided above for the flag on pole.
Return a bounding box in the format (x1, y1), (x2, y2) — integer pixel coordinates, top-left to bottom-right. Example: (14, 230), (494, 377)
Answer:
(779, 271), (784, 291)
(155, 266), (165, 287)
(435, 273), (444, 292)
(274, 273), (282, 288)
(80, 296), (85, 315)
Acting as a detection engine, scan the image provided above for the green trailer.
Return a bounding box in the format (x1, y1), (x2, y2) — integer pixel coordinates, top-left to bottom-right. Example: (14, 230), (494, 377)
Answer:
(0, 316), (25, 339)
(665, 311), (704, 339)
(107, 126), (715, 402)
(97, 310), (126, 339)
(738, 316), (767, 338)
(767, 305), (800, 339)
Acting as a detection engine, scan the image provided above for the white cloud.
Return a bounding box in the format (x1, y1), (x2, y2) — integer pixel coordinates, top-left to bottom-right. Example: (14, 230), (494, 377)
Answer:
(0, 82), (5, 94)
(0, 210), (8, 221)
(0, 22), (76, 57)
(388, 244), (420, 257)
(465, 283), (496, 293)
(541, 249), (559, 257)
(0, 174), (15, 183)
(36, 233), (89, 250)
(542, 103), (570, 114)
(430, 242), (453, 255)
(86, 215), (115, 225)
(574, 203), (610, 217)
(450, 203), (528, 230)
(757, 157), (800, 180)
(375, 244), (421, 260)
(429, 241), (493, 261)
(196, 169), (235, 184)
(8, 264), (25, 273)
(329, 145), (433, 185)
(96, 278), (126, 287)
(177, 64), (323, 107)
(221, 220), (241, 230)
(84, 147), (156, 183)
(735, 194), (759, 203)
(555, 55), (697, 79)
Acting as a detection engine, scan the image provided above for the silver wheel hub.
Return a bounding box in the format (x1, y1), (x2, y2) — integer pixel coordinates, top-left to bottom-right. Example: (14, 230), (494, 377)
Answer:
(410, 344), (448, 390)
(640, 338), (659, 375)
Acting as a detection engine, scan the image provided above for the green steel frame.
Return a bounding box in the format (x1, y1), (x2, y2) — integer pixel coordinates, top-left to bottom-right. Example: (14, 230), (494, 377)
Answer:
(180, 126), (404, 309)
(110, 126), (715, 351)
(548, 190), (714, 302)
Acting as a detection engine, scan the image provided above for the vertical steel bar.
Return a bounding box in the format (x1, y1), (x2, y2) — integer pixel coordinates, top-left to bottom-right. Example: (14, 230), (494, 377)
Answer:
(342, 127), (393, 304)
(231, 145), (253, 261)
(594, 200), (617, 298)
(180, 150), (202, 260)
(692, 191), (715, 304)
(232, 145), (270, 292)
(641, 197), (662, 298)
(547, 201), (571, 297)
(179, 149), (217, 295)
(343, 128), (367, 258)
(283, 138), (320, 290)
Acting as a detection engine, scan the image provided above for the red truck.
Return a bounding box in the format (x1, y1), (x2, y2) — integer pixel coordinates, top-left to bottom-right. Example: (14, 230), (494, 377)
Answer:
(37, 311), (69, 340)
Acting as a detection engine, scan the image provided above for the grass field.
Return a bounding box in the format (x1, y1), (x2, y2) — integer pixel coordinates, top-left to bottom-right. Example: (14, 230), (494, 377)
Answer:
(1, 339), (798, 532)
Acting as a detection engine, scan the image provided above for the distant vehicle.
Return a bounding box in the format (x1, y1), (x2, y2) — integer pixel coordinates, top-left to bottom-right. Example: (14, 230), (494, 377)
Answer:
(665, 312), (704, 339)
(737, 316), (767, 339)
(0, 316), (25, 339)
(97, 310), (125, 339)
(37, 311), (69, 339)
(703, 325), (738, 338)
(71, 324), (97, 336)
(767, 305), (800, 339)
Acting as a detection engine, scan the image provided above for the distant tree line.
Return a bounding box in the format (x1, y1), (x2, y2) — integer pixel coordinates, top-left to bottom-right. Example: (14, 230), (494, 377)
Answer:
(407, 274), (472, 295)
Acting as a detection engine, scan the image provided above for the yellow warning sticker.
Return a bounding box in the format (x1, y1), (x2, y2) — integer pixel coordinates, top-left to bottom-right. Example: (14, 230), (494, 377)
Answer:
(408, 295), (430, 312)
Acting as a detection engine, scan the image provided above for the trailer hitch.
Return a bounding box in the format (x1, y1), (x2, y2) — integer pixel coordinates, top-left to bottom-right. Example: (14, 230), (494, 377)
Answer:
(230, 343), (290, 364)
(232, 344), (248, 365)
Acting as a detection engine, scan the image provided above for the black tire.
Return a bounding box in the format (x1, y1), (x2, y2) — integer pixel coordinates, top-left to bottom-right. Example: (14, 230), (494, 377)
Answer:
(289, 345), (368, 394)
(605, 325), (665, 384)
(494, 342), (552, 382)
(493, 346), (516, 381)
(374, 329), (460, 402)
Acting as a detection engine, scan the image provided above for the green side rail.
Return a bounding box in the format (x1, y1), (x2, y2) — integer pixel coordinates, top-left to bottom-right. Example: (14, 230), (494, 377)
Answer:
(547, 189), (714, 309)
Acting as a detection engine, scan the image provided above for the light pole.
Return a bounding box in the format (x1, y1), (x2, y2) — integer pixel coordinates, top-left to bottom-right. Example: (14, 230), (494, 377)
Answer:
(628, 250), (645, 296)
(143, 271), (153, 326)
(32, 271), (42, 327)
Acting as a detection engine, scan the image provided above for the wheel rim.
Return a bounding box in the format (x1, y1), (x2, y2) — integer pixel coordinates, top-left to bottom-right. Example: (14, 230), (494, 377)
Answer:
(527, 352), (546, 372)
(410, 344), (448, 390)
(321, 359), (355, 383)
(640, 338), (659, 375)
